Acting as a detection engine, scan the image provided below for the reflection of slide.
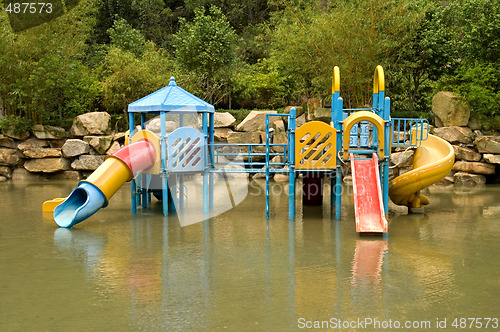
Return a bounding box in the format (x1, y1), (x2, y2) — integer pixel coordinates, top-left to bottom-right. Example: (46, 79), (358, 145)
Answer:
(351, 239), (388, 285)
(389, 134), (454, 208)
(52, 139), (156, 228)
(351, 153), (388, 233)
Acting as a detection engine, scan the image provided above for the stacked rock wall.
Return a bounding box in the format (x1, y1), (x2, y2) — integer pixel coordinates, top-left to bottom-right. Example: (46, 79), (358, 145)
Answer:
(1, 95), (498, 185)
(0, 112), (125, 182)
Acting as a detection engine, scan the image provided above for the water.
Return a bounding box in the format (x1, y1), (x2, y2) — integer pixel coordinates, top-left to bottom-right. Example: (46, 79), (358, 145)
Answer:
(1, 180), (499, 331)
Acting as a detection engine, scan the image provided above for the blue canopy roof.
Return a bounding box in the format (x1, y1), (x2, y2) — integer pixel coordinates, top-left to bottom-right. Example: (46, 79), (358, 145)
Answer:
(128, 77), (215, 113)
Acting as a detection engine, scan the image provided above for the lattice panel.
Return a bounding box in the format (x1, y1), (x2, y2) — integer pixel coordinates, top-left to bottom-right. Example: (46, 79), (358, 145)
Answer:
(167, 127), (205, 173)
(295, 121), (337, 170)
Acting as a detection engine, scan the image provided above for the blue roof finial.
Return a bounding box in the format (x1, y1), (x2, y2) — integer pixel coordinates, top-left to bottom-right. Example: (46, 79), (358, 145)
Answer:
(169, 77), (177, 86)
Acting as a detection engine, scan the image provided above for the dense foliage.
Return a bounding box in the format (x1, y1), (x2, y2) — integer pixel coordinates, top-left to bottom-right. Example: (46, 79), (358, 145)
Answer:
(0, 0), (498, 131)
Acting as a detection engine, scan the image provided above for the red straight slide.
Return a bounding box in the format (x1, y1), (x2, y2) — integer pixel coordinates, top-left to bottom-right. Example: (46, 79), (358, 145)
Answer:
(350, 153), (388, 233)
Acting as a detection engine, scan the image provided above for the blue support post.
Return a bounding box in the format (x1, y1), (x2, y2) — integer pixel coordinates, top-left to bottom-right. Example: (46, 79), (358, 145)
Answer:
(334, 97), (344, 220)
(129, 112), (137, 214)
(288, 107), (296, 220)
(209, 113), (214, 211)
(160, 111), (169, 216)
(382, 97), (391, 214)
(265, 115), (270, 219)
(202, 112), (209, 215)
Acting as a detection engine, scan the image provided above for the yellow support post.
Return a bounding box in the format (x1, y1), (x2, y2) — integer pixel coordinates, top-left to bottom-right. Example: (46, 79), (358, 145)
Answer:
(373, 65), (385, 94)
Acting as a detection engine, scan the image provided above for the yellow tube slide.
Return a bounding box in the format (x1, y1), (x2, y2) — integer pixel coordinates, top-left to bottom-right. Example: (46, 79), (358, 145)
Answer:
(389, 134), (455, 208)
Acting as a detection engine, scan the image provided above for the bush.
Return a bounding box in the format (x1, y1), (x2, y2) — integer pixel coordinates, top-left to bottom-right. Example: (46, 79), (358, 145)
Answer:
(439, 63), (499, 122)
(0, 115), (33, 135)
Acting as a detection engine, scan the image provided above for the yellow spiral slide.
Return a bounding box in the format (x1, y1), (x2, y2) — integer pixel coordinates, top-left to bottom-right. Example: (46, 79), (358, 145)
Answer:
(389, 133), (455, 209)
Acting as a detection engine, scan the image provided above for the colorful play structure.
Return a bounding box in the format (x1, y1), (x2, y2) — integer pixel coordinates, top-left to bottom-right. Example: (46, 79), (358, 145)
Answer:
(44, 66), (454, 233)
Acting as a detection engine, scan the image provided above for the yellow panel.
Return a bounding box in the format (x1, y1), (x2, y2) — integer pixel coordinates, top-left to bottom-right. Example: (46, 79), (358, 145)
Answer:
(42, 197), (65, 212)
(342, 111), (385, 160)
(130, 129), (161, 174)
(295, 121), (337, 170)
(373, 65), (385, 93)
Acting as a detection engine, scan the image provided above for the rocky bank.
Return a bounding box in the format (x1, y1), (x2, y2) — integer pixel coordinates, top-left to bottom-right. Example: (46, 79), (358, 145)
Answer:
(0, 91), (498, 185)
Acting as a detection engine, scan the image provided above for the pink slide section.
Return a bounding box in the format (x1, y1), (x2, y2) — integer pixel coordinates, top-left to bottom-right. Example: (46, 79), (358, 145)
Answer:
(350, 153), (388, 233)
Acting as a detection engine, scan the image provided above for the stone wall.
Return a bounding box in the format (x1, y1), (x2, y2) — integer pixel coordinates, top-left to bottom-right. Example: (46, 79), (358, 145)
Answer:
(2, 98), (498, 186)
(0, 112), (125, 182)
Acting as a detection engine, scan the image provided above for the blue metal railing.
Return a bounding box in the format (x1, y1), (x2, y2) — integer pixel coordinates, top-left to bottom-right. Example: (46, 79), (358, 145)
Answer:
(391, 118), (429, 148)
(211, 143), (288, 171)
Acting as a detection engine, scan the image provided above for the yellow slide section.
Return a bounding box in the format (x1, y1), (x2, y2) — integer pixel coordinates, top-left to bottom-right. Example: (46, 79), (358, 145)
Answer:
(389, 133), (455, 208)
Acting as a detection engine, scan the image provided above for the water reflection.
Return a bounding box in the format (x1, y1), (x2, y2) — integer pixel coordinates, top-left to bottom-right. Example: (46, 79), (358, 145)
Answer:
(12, 181), (495, 330)
(351, 239), (388, 287)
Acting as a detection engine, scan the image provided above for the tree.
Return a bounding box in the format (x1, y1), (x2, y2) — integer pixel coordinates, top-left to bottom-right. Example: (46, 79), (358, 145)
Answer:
(174, 6), (236, 104)
(266, 0), (423, 107)
(101, 42), (176, 115)
(0, 0), (101, 128)
(387, 1), (457, 116)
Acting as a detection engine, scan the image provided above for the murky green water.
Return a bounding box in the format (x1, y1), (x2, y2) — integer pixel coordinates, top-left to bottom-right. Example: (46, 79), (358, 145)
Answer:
(1, 180), (499, 331)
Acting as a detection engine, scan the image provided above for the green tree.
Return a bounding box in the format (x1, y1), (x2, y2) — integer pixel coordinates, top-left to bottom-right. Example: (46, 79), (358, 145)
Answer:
(0, 0), (101, 128)
(101, 42), (176, 114)
(266, 0), (423, 107)
(387, 1), (457, 116)
(174, 6), (236, 104)
(437, 0), (500, 127)
(107, 17), (146, 57)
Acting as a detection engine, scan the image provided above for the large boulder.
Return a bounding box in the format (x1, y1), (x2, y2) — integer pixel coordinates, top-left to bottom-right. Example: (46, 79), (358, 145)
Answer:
(452, 145), (481, 162)
(452, 161), (496, 175)
(227, 131), (261, 144)
(307, 98), (330, 122)
(474, 136), (500, 154)
(70, 112), (111, 136)
(0, 148), (20, 166)
(0, 166), (12, 179)
(106, 141), (122, 155)
(235, 111), (277, 132)
(453, 172), (486, 185)
(24, 158), (70, 173)
(432, 91), (470, 127)
(23, 148), (62, 159)
(31, 124), (66, 139)
(213, 128), (233, 142)
(227, 131), (263, 161)
(214, 112), (237, 128)
(296, 113), (307, 128)
(483, 154), (500, 164)
(283, 106), (306, 117)
(62, 139), (91, 158)
(0, 135), (15, 149)
(271, 119), (287, 153)
(432, 126), (473, 144)
(390, 149), (415, 168)
(2, 127), (29, 140)
(146, 118), (177, 133)
(70, 155), (105, 170)
(83, 135), (113, 155)
(17, 138), (49, 151)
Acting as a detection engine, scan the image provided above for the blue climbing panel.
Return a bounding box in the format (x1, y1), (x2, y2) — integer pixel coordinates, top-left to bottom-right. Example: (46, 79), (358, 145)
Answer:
(167, 127), (206, 173)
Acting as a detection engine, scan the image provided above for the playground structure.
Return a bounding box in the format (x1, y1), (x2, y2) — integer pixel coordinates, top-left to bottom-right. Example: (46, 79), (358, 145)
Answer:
(45, 66), (454, 233)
